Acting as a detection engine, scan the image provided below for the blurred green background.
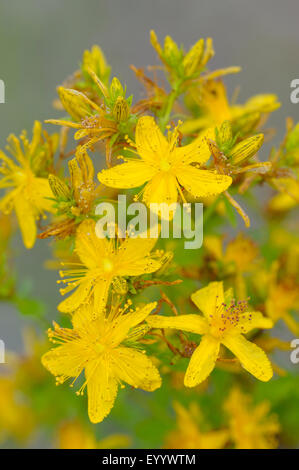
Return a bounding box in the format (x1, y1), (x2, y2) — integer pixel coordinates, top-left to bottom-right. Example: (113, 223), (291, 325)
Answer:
(0, 0), (299, 448)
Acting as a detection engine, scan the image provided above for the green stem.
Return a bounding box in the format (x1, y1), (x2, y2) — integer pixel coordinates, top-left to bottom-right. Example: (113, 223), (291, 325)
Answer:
(159, 81), (182, 131)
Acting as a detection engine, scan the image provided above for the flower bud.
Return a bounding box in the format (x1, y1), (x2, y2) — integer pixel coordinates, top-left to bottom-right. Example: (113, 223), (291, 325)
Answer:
(57, 87), (92, 121)
(112, 96), (130, 122)
(163, 36), (182, 67)
(217, 121), (233, 147)
(229, 134), (264, 164)
(68, 158), (83, 201)
(110, 77), (124, 101)
(48, 174), (71, 199)
(82, 45), (110, 83)
(150, 30), (164, 62)
(183, 39), (204, 77)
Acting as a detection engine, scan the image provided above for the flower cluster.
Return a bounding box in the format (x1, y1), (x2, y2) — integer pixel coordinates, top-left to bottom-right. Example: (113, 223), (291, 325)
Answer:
(1, 30), (299, 448)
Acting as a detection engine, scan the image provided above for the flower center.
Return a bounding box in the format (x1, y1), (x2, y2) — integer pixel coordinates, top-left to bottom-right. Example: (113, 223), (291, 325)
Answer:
(13, 170), (28, 186)
(159, 159), (171, 172)
(102, 258), (114, 273)
(93, 342), (106, 354)
(209, 299), (249, 338)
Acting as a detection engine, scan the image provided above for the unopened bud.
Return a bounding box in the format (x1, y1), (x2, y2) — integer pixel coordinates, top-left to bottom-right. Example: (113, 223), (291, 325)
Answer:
(183, 39), (204, 77)
(110, 77), (124, 101)
(48, 174), (71, 199)
(112, 96), (130, 122)
(57, 87), (92, 121)
(229, 134), (264, 164)
(163, 35), (182, 67)
(217, 121), (233, 146)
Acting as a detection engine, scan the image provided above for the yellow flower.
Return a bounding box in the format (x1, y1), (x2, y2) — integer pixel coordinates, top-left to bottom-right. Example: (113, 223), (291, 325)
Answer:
(0, 376), (35, 443)
(265, 261), (299, 335)
(147, 281), (273, 385)
(164, 401), (228, 449)
(0, 121), (57, 248)
(268, 177), (299, 212)
(224, 388), (280, 449)
(98, 116), (232, 207)
(182, 79), (280, 135)
(42, 301), (161, 423)
(58, 420), (130, 449)
(204, 233), (259, 298)
(57, 219), (162, 315)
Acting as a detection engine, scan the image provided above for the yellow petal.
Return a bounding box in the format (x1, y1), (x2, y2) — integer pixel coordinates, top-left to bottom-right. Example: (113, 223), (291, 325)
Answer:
(243, 94), (280, 113)
(71, 303), (95, 328)
(122, 302), (157, 331)
(111, 347), (161, 391)
(6, 134), (27, 166)
(146, 314), (208, 335)
(14, 193), (36, 249)
(191, 282), (225, 319)
(235, 312), (273, 334)
(135, 116), (169, 164)
(75, 219), (110, 268)
(86, 361), (118, 423)
(176, 166), (232, 198)
(118, 234), (158, 260)
(224, 287), (234, 304)
(116, 236), (161, 276)
(0, 187), (19, 211)
(93, 277), (111, 317)
(42, 343), (84, 379)
(203, 66), (241, 81)
(173, 127), (214, 165)
(117, 257), (162, 276)
(179, 117), (211, 135)
(200, 430), (229, 449)
(142, 172), (178, 205)
(98, 160), (156, 189)
(222, 334), (273, 381)
(184, 335), (220, 387)
(111, 302), (157, 345)
(0, 149), (19, 173)
(201, 80), (231, 123)
(29, 120), (42, 157)
(32, 177), (55, 213)
(58, 278), (93, 313)
(44, 119), (82, 129)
